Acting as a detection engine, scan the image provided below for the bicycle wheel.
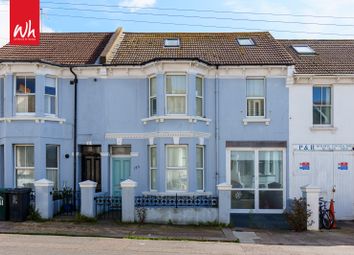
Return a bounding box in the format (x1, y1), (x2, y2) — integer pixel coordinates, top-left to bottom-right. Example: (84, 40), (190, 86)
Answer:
(322, 210), (334, 230)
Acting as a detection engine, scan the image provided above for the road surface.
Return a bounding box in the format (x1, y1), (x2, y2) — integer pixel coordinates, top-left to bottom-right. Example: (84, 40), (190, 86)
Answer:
(1, 234), (354, 255)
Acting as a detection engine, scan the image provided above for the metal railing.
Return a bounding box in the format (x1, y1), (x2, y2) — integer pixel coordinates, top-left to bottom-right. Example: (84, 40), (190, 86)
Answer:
(53, 190), (81, 216)
(135, 194), (218, 208)
(95, 196), (122, 220)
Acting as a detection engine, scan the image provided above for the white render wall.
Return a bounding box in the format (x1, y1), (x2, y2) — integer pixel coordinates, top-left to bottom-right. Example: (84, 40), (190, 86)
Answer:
(289, 80), (354, 220)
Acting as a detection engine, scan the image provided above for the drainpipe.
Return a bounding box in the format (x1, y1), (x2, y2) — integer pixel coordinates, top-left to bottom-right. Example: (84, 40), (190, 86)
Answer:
(215, 65), (219, 193)
(70, 67), (78, 209)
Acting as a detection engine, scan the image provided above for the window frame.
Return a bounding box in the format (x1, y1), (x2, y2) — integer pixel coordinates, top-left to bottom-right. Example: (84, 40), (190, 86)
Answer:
(312, 85), (333, 126)
(165, 144), (188, 192)
(14, 74), (36, 115)
(14, 144), (35, 188)
(44, 76), (58, 117)
(149, 145), (157, 192)
(237, 38), (255, 46)
(226, 147), (286, 213)
(196, 145), (205, 192)
(148, 76), (157, 117)
(292, 44), (316, 54)
(46, 144), (60, 190)
(195, 75), (204, 117)
(165, 73), (188, 115)
(164, 38), (180, 48)
(246, 78), (266, 118)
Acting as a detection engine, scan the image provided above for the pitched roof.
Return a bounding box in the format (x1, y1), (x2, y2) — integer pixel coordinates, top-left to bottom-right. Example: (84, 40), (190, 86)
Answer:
(0, 32), (113, 65)
(279, 40), (354, 75)
(109, 32), (294, 66)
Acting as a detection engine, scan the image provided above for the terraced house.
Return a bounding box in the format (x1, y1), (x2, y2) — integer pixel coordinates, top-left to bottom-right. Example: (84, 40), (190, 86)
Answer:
(0, 28), (353, 226)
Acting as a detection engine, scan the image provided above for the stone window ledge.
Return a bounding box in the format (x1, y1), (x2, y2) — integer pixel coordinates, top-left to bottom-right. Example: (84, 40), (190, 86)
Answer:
(0, 116), (66, 124)
(242, 118), (271, 126)
(310, 126), (337, 132)
(142, 115), (211, 125)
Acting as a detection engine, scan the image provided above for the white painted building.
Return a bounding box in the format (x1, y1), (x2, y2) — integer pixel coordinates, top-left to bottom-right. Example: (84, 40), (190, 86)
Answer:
(281, 40), (354, 220)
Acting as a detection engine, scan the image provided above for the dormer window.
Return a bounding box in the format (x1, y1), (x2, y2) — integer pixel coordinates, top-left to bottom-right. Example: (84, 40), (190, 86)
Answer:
(164, 38), (180, 47)
(237, 38), (255, 46)
(292, 45), (315, 54)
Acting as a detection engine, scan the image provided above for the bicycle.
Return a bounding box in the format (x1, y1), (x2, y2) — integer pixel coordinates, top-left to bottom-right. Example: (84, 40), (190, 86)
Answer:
(319, 197), (335, 230)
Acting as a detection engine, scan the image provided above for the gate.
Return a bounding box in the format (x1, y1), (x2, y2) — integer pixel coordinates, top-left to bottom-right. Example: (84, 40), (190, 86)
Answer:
(53, 189), (81, 216)
(95, 196), (121, 220)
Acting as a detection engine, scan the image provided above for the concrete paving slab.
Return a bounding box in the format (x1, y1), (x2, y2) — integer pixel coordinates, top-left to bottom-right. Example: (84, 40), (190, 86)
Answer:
(233, 231), (261, 243)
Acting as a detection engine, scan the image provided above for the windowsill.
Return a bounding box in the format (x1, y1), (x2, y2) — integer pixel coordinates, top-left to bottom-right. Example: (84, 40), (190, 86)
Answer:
(242, 118), (271, 126)
(0, 116), (66, 124)
(142, 191), (213, 196)
(142, 115), (211, 125)
(310, 126), (337, 132)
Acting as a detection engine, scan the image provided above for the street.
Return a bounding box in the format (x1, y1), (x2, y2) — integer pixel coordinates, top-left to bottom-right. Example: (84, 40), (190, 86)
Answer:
(1, 234), (354, 255)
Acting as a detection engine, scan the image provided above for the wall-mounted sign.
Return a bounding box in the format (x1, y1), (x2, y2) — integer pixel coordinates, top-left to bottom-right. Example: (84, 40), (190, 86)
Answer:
(338, 162), (349, 171)
(299, 162), (310, 170)
(294, 144), (354, 152)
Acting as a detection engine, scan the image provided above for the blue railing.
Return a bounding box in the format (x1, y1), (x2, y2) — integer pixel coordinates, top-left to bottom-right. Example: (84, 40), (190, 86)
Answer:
(135, 194), (218, 208)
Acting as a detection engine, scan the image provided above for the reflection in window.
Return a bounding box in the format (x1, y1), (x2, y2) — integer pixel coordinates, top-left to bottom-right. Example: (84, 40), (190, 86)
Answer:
(230, 151), (255, 189)
(15, 145), (35, 189)
(16, 76), (36, 113)
(166, 145), (188, 191)
(166, 75), (186, 114)
(45, 77), (57, 115)
(313, 86), (331, 125)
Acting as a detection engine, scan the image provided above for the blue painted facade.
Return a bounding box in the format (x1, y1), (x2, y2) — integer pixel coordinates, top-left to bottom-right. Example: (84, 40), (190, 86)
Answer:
(0, 69), (289, 214)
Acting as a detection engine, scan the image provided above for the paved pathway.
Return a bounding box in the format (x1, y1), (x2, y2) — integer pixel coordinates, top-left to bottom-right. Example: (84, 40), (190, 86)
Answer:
(1, 234), (354, 255)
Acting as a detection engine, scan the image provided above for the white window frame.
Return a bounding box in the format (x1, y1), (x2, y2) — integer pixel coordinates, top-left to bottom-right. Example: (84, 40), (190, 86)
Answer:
(246, 78), (266, 118)
(165, 74), (188, 115)
(196, 145), (205, 192)
(292, 44), (315, 54)
(46, 145), (60, 190)
(0, 76), (4, 117)
(44, 76), (58, 117)
(149, 145), (157, 192)
(148, 76), (157, 117)
(195, 75), (204, 117)
(14, 74), (36, 115)
(165, 145), (188, 192)
(237, 38), (255, 46)
(312, 85), (333, 126)
(226, 147), (286, 214)
(14, 144), (35, 188)
(164, 38), (180, 48)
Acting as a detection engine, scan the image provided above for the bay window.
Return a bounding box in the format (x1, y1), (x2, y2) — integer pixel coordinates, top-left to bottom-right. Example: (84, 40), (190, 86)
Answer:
(196, 76), (204, 117)
(229, 149), (284, 211)
(15, 76), (35, 113)
(165, 75), (187, 114)
(15, 145), (35, 188)
(44, 77), (57, 115)
(196, 145), (204, 191)
(166, 145), (188, 192)
(246, 78), (265, 117)
(149, 146), (157, 191)
(313, 86), (332, 125)
(149, 76), (157, 116)
(46, 145), (59, 190)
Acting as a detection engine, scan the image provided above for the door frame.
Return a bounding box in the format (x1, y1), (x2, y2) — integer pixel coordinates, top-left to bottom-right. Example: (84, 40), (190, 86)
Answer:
(110, 155), (132, 196)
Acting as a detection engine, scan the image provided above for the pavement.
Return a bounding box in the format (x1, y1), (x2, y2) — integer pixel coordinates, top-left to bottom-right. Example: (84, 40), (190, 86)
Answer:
(1, 218), (354, 246)
(1, 234), (354, 255)
(0, 219), (237, 242)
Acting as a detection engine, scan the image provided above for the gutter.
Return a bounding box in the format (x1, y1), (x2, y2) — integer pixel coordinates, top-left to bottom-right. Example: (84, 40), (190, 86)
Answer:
(215, 65), (220, 193)
(69, 67), (78, 209)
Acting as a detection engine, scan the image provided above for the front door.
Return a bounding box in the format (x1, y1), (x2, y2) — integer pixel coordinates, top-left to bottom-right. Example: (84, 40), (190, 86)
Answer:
(112, 158), (131, 196)
(81, 146), (101, 192)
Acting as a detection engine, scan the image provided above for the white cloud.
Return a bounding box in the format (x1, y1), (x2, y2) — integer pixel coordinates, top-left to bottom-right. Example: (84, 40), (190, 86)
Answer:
(120, 0), (156, 11)
(223, 0), (354, 39)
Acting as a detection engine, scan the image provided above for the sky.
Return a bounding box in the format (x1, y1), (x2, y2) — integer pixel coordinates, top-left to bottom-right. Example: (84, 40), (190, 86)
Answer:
(1, 0), (354, 46)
